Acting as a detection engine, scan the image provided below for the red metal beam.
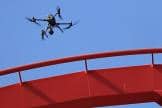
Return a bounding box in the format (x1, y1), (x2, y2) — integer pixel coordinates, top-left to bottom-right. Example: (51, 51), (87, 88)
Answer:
(2, 48), (162, 107)
(1, 65), (162, 107)
(1, 48), (162, 76)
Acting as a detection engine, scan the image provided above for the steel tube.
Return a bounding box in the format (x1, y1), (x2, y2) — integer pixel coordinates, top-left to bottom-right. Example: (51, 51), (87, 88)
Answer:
(1, 48), (162, 76)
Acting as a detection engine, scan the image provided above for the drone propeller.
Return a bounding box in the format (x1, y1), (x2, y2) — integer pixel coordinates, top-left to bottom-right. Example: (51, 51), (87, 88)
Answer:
(72, 20), (79, 26)
(26, 17), (41, 26)
(64, 20), (79, 29)
(56, 6), (63, 20)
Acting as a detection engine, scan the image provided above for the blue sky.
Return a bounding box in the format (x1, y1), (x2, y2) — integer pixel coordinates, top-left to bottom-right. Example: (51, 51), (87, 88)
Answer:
(1, 0), (162, 107)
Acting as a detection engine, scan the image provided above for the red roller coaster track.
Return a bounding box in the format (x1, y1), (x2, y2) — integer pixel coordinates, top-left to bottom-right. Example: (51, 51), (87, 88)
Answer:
(1, 48), (162, 108)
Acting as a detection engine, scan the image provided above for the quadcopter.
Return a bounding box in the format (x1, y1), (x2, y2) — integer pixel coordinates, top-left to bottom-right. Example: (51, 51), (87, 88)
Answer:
(26, 7), (78, 40)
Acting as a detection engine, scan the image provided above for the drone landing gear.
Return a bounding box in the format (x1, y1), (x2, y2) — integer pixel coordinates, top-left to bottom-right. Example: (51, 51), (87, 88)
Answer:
(41, 27), (54, 40)
(41, 30), (48, 40)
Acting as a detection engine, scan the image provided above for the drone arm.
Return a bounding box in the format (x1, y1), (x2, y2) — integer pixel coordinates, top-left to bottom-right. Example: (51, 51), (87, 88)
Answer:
(54, 13), (58, 17)
(56, 25), (64, 33)
(36, 19), (48, 21)
(57, 22), (71, 25)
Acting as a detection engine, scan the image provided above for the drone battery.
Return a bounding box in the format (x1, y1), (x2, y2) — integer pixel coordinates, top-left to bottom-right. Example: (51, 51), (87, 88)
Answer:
(48, 29), (54, 35)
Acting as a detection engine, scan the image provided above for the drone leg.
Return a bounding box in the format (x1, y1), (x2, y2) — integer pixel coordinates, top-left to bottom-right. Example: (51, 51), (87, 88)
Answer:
(41, 34), (45, 40)
(41, 30), (48, 40)
(41, 31), (45, 40)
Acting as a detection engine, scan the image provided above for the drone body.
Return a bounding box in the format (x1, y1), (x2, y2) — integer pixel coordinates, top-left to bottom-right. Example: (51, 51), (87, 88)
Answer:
(26, 7), (78, 40)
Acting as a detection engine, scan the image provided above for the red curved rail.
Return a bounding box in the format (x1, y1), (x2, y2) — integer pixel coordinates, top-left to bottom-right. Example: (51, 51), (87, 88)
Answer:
(1, 48), (162, 76)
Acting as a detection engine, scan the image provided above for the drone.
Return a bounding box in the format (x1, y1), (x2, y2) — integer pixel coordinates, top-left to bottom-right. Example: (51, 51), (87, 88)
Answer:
(26, 7), (78, 40)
